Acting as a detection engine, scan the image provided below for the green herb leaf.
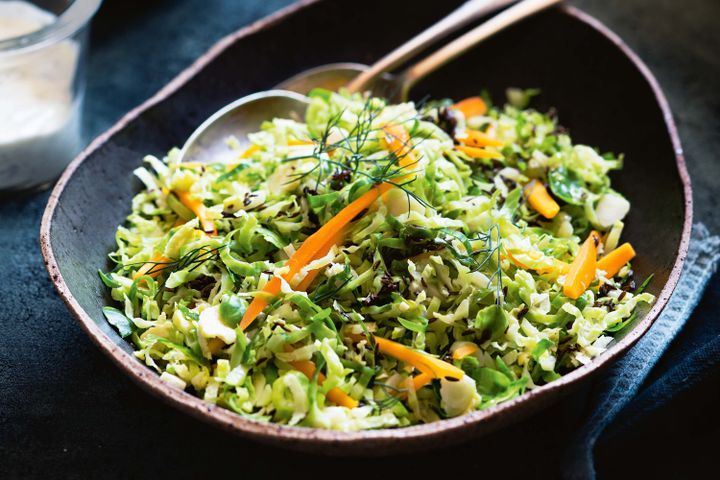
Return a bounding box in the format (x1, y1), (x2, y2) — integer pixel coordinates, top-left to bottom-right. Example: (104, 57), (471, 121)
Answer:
(177, 304), (199, 321)
(605, 312), (637, 333)
(398, 316), (428, 333)
(636, 273), (654, 294)
(102, 306), (135, 338)
(216, 162), (249, 183)
(98, 270), (120, 288)
(548, 165), (587, 205)
(531, 338), (554, 361)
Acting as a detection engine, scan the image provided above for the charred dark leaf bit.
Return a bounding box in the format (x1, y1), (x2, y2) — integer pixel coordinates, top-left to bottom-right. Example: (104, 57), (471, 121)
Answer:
(330, 169), (352, 190)
(437, 107), (459, 138)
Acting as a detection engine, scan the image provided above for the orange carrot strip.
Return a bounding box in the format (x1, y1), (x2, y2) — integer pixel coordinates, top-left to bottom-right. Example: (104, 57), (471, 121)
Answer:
(382, 123), (417, 173)
(386, 372), (434, 400)
(503, 250), (531, 270)
(133, 253), (171, 279)
(239, 185), (386, 331)
(411, 372), (434, 391)
(456, 129), (504, 148)
(174, 190), (217, 235)
(373, 336), (464, 380)
(503, 250), (568, 276)
(287, 139), (315, 146)
(294, 227), (348, 291)
(525, 180), (560, 219)
(383, 123), (412, 156)
(452, 96), (488, 118)
(597, 243), (636, 279)
(563, 231), (600, 299)
(456, 144), (503, 160)
(240, 144), (260, 158)
(289, 358), (358, 408)
(536, 259), (570, 276)
(293, 265), (324, 293)
(452, 343), (479, 360)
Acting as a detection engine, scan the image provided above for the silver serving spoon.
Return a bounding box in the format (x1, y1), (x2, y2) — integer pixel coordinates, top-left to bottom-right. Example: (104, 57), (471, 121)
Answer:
(179, 0), (561, 164)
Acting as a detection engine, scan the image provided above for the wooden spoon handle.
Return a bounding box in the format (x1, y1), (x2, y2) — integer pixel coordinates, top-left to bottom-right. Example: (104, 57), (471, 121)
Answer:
(398, 0), (563, 100)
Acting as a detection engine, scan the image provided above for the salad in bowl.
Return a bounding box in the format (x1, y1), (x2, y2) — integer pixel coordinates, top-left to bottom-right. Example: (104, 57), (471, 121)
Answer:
(99, 88), (653, 431)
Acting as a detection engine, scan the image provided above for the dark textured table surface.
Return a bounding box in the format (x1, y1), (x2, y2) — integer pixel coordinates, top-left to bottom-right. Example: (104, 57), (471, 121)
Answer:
(1, 1), (718, 478)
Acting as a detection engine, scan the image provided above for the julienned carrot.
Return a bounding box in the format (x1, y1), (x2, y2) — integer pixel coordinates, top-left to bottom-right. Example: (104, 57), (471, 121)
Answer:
(455, 144), (503, 160)
(390, 372), (434, 398)
(294, 226), (348, 291)
(239, 124), (416, 331)
(452, 342), (479, 360)
(452, 96), (488, 118)
(288, 358), (358, 408)
(174, 190), (217, 235)
(456, 129), (504, 148)
(597, 242), (636, 279)
(503, 250), (569, 276)
(239, 185), (387, 330)
(373, 336), (464, 380)
(382, 123), (417, 173)
(563, 231), (600, 299)
(240, 144), (260, 158)
(287, 139), (315, 146)
(536, 260), (570, 276)
(411, 372), (434, 391)
(525, 180), (560, 219)
(133, 253), (171, 279)
(283, 233), (357, 409)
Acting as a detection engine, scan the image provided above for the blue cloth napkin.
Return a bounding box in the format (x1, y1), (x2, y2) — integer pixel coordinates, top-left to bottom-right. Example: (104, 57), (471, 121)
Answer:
(563, 223), (720, 479)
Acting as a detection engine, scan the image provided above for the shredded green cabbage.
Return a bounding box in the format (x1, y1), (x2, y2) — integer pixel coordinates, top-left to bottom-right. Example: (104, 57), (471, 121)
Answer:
(101, 88), (654, 430)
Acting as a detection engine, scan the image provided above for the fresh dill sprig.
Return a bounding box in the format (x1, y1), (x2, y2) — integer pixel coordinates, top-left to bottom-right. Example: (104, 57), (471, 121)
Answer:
(372, 382), (406, 410)
(430, 225), (504, 306)
(281, 97), (436, 212)
(127, 244), (226, 279)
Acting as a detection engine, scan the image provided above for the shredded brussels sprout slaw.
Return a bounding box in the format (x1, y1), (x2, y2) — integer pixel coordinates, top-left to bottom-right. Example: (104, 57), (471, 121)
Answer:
(100, 88), (654, 430)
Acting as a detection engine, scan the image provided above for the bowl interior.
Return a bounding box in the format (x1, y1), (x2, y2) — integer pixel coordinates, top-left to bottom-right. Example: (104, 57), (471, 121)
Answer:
(43, 0), (689, 452)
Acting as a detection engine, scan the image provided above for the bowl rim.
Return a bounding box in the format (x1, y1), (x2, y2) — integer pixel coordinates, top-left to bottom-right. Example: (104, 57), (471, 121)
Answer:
(40, 1), (693, 450)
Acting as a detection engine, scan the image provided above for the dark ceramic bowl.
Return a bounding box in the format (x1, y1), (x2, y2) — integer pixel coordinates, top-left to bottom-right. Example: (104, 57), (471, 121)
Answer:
(40, 0), (691, 455)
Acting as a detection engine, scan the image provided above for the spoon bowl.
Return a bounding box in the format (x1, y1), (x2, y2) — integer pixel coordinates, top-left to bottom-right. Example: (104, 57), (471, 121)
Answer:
(178, 90), (309, 164)
(276, 62), (405, 101)
(276, 62), (367, 94)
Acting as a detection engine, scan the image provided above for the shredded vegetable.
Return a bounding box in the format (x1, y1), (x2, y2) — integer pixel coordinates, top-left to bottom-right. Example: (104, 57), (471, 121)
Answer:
(101, 88), (653, 430)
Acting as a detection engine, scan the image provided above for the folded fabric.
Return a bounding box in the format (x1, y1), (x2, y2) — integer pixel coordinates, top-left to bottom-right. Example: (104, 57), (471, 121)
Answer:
(563, 223), (720, 480)
(609, 330), (720, 435)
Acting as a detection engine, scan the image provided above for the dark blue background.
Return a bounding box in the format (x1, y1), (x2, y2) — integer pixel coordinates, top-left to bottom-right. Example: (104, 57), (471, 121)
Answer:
(1, 1), (718, 478)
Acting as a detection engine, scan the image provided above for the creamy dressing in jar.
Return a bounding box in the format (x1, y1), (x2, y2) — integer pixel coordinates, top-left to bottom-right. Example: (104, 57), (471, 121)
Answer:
(0, 1), (81, 191)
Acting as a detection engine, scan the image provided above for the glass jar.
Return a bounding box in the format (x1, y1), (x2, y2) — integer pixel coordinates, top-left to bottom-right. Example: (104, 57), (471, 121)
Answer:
(0, 0), (101, 192)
